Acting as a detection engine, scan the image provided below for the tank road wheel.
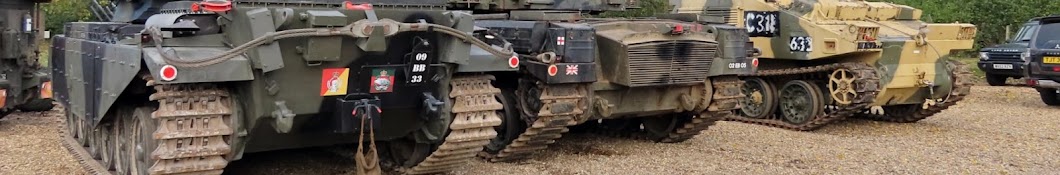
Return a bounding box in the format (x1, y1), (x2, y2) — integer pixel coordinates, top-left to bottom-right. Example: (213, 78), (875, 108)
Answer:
(130, 107), (159, 175)
(484, 88), (527, 156)
(94, 122), (115, 170)
(778, 80), (825, 125)
(83, 117), (99, 156)
(112, 109), (131, 175)
(740, 77), (777, 119)
(64, 110), (84, 146)
(828, 68), (858, 105)
(639, 113), (693, 142)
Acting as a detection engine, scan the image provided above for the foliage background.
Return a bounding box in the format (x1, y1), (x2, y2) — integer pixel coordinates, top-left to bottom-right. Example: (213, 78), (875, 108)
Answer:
(42, 0), (94, 34)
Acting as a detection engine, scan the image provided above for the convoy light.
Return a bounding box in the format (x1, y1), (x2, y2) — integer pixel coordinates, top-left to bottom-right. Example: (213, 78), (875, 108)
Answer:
(160, 65), (178, 81)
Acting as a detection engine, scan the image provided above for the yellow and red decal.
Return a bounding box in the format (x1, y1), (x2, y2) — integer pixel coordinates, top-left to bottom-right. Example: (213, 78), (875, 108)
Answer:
(40, 82), (53, 99)
(320, 68), (351, 96)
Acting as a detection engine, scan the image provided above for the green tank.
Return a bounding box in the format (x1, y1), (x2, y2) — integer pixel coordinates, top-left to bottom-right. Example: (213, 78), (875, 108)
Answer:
(671, 0), (977, 130)
(451, 0), (755, 162)
(56, 0), (521, 174)
(0, 0), (55, 120)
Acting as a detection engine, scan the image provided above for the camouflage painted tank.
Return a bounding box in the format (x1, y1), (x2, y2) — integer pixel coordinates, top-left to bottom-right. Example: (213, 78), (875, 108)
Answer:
(55, 0), (521, 174)
(451, 0), (754, 162)
(671, 0), (977, 130)
(0, 0), (55, 120)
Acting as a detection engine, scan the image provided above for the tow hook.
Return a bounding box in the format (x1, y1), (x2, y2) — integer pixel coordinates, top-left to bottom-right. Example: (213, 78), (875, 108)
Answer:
(421, 92), (444, 120)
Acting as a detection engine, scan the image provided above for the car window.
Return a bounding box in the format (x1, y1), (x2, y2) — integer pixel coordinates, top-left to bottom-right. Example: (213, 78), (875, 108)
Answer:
(1035, 22), (1060, 49)
(1013, 24), (1037, 42)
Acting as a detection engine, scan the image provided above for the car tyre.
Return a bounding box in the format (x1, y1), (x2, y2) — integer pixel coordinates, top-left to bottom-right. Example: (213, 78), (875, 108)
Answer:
(1037, 88), (1060, 106)
(985, 74), (1007, 86)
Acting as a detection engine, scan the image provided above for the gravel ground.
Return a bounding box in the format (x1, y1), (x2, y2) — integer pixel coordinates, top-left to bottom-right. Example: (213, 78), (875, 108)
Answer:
(3, 86), (1058, 174)
(0, 109), (81, 175)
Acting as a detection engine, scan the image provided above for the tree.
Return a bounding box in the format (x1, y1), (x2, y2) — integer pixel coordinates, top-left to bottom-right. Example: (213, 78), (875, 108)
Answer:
(42, 0), (93, 34)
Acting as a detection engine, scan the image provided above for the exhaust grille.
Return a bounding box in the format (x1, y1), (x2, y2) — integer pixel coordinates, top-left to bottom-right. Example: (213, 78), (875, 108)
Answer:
(625, 40), (718, 87)
(704, 9), (741, 26)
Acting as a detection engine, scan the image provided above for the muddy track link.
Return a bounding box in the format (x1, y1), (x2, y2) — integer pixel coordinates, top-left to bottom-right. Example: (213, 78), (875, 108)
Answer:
(148, 84), (235, 175)
(857, 60), (972, 123)
(726, 63), (881, 131)
(582, 77), (741, 143)
(654, 77), (742, 143)
(402, 75), (504, 175)
(479, 84), (587, 162)
(60, 82), (237, 175)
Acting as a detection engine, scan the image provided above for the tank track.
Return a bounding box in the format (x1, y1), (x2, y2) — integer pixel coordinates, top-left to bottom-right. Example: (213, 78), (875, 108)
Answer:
(478, 84), (587, 162)
(726, 63), (881, 131)
(60, 82), (236, 175)
(857, 60), (972, 123)
(582, 77), (741, 143)
(147, 83), (235, 174)
(654, 76), (742, 143)
(60, 112), (111, 175)
(401, 75), (504, 175)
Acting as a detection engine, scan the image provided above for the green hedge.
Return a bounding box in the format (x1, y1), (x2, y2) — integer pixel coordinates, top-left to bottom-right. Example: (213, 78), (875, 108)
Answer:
(42, 0), (94, 34)
(42, 0), (1060, 49)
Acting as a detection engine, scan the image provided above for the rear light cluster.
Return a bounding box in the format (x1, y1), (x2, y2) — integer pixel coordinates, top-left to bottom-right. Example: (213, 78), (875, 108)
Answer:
(1027, 79), (1038, 86)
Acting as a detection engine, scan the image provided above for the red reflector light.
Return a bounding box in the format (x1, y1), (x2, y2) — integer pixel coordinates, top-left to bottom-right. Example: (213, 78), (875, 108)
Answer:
(548, 65), (558, 76)
(1027, 79), (1038, 86)
(201, 0), (232, 13)
(160, 65), (178, 81)
(672, 25), (685, 35)
(1052, 67), (1060, 72)
(190, 2), (202, 12)
(508, 55), (520, 68)
(345, 1), (373, 10)
(752, 58), (760, 67)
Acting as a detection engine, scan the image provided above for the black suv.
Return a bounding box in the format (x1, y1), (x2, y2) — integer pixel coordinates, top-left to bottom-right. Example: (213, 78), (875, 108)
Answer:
(979, 19), (1039, 86)
(1024, 15), (1060, 106)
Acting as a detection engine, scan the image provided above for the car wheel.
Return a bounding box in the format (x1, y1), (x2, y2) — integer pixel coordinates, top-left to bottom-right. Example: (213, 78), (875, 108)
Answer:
(985, 74), (1007, 86)
(1037, 88), (1060, 106)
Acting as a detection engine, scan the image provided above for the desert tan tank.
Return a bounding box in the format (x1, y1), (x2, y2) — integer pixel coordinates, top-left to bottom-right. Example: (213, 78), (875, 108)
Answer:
(671, 0), (977, 130)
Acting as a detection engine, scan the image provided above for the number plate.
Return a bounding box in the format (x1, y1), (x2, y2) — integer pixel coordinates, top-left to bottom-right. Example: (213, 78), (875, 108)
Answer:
(992, 64), (1013, 70)
(1044, 57), (1060, 64)
(407, 52), (430, 85)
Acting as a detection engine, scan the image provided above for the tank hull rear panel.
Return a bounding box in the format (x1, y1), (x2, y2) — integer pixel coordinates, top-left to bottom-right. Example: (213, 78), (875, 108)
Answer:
(54, 2), (519, 174)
